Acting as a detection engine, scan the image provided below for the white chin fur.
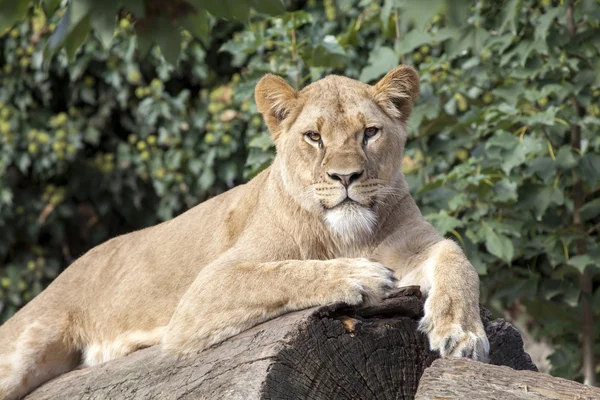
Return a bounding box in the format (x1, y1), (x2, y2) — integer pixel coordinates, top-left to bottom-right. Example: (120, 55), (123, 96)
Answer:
(325, 203), (376, 240)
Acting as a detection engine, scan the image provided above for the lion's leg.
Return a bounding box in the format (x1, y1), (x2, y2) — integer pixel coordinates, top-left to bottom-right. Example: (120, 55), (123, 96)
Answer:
(0, 316), (79, 400)
(162, 256), (396, 355)
(82, 326), (166, 367)
(397, 239), (490, 362)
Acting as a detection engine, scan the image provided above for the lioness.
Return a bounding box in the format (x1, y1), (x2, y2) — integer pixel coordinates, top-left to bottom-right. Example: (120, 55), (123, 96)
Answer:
(0, 66), (489, 399)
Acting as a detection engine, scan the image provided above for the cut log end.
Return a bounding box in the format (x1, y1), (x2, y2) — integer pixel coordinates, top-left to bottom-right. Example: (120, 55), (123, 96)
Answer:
(27, 287), (537, 400)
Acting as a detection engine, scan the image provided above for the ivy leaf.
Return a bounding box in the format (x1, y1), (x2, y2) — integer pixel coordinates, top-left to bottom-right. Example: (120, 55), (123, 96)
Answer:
(203, 0), (251, 20)
(397, 28), (457, 56)
(580, 199), (600, 221)
(248, 132), (274, 151)
(499, 0), (523, 35)
(359, 46), (398, 82)
(492, 178), (518, 203)
(181, 9), (211, 42)
(535, 7), (561, 41)
(528, 156), (557, 183)
(580, 153), (600, 185)
(153, 17), (183, 66)
(0, 0), (29, 33)
(248, 0), (285, 15)
(43, 0), (63, 15)
(90, 0), (121, 49)
(399, 0), (444, 31)
(483, 224), (514, 263)
(518, 184), (564, 220)
(125, 0), (146, 18)
(555, 145), (578, 170)
(308, 35), (347, 68)
(65, 15), (90, 60)
(568, 254), (598, 273)
(426, 210), (464, 236)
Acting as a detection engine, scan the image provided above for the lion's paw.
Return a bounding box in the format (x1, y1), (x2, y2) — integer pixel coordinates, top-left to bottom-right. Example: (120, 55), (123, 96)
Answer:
(333, 258), (397, 306)
(419, 292), (490, 362)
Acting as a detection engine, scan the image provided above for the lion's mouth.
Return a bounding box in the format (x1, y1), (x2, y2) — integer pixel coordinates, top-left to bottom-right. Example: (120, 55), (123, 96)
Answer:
(326, 197), (361, 210)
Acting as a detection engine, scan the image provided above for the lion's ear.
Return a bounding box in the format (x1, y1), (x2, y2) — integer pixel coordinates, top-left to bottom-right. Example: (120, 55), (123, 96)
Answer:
(255, 74), (298, 139)
(373, 65), (420, 122)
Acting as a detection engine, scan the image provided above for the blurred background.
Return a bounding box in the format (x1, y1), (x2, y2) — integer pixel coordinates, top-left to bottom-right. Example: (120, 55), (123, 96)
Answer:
(0, 0), (599, 385)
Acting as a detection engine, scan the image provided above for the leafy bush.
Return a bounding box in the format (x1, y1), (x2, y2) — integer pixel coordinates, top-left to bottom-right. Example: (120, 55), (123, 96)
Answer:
(1, 0), (599, 383)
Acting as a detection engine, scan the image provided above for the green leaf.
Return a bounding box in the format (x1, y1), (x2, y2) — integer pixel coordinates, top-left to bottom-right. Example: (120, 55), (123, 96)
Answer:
(399, 0), (444, 31)
(307, 35), (347, 68)
(43, 0), (63, 15)
(500, 136), (544, 174)
(528, 156), (556, 183)
(248, 0), (285, 15)
(580, 153), (600, 185)
(492, 178), (518, 203)
(181, 9), (210, 42)
(70, 0), (93, 28)
(125, 0), (146, 18)
(65, 15), (91, 60)
(147, 17), (182, 65)
(426, 210), (464, 236)
(534, 7), (561, 41)
(248, 132), (274, 151)
(568, 254), (597, 273)
(396, 28), (457, 56)
(555, 145), (578, 170)
(580, 198), (600, 221)
(499, 0), (523, 35)
(483, 224), (514, 263)
(359, 46), (398, 82)
(203, 0), (251, 20)
(90, 1), (120, 49)
(0, 0), (29, 33)
(518, 184), (565, 220)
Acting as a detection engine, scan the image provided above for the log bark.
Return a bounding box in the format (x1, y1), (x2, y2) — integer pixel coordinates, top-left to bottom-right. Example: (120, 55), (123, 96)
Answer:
(26, 287), (537, 400)
(415, 357), (600, 400)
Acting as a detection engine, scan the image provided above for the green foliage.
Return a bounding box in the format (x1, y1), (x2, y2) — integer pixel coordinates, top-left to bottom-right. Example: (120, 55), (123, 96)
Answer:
(1, 0), (600, 383)
(1, 0), (284, 64)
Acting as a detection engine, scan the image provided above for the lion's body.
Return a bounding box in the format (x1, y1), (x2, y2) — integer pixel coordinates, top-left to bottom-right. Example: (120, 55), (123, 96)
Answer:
(0, 68), (489, 400)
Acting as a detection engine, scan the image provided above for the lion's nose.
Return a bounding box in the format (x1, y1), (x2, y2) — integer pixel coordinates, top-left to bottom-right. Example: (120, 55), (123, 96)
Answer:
(327, 170), (364, 188)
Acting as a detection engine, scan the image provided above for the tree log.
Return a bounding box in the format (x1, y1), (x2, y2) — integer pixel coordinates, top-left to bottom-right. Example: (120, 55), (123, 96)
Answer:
(26, 287), (537, 400)
(415, 357), (600, 399)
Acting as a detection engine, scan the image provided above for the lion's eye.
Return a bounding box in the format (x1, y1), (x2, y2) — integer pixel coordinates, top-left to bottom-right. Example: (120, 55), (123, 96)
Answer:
(363, 127), (380, 144)
(305, 131), (322, 143)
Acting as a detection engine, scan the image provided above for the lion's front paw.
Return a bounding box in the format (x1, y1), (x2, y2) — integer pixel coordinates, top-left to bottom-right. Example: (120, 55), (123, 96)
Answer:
(418, 291), (489, 362)
(333, 258), (397, 306)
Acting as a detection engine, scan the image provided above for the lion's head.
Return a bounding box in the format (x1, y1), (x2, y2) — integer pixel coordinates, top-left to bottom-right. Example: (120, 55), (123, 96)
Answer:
(255, 66), (419, 238)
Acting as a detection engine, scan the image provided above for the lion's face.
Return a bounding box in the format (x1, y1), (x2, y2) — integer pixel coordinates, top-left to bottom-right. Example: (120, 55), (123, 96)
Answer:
(255, 66), (419, 237)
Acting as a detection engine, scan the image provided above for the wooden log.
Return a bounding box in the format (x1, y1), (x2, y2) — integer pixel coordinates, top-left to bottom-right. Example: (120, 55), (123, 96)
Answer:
(26, 287), (537, 400)
(415, 357), (600, 400)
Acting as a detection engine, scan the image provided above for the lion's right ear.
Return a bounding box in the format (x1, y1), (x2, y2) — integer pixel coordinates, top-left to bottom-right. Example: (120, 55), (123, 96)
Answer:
(255, 74), (298, 139)
(373, 66), (420, 122)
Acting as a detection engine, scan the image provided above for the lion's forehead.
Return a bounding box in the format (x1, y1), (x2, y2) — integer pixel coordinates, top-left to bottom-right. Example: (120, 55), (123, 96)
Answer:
(297, 81), (380, 132)
(300, 75), (372, 105)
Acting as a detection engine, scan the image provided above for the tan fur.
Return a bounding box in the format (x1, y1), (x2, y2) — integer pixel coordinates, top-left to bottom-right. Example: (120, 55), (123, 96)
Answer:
(0, 66), (488, 400)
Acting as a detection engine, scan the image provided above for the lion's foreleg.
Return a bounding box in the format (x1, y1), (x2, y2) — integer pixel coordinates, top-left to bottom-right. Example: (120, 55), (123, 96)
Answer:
(401, 239), (490, 361)
(161, 257), (395, 355)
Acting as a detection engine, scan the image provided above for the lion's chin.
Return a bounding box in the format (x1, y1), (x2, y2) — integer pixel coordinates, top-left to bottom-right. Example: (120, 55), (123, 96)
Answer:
(324, 201), (376, 240)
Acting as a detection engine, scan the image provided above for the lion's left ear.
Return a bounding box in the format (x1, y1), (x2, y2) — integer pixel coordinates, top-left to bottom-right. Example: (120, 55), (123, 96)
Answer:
(255, 74), (298, 140)
(373, 65), (420, 122)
